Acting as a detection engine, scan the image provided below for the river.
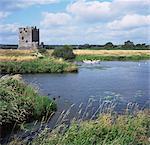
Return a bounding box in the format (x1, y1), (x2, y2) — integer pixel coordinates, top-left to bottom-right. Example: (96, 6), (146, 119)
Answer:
(22, 60), (150, 129)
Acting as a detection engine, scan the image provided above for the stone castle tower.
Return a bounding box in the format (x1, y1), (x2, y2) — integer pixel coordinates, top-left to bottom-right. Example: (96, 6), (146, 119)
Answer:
(18, 26), (39, 49)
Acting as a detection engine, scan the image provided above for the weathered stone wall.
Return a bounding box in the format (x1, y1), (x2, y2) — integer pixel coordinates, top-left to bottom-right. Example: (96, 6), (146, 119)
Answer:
(18, 27), (39, 49)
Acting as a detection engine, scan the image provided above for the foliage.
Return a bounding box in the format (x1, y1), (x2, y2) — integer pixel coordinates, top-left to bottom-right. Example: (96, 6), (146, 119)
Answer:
(104, 42), (114, 49)
(0, 57), (78, 74)
(75, 41), (149, 50)
(0, 75), (56, 129)
(38, 48), (47, 54)
(122, 40), (135, 50)
(52, 45), (76, 60)
(26, 110), (150, 145)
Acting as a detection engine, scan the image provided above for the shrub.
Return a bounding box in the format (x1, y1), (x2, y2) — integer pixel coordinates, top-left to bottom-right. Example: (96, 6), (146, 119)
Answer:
(52, 45), (76, 60)
(104, 42), (114, 49)
(38, 48), (47, 54)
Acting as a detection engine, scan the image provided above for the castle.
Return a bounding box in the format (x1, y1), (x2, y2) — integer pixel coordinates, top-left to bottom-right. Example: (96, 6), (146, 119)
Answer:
(18, 26), (39, 49)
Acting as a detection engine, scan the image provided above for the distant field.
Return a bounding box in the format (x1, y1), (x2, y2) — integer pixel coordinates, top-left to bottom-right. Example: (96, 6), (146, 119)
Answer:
(73, 50), (150, 56)
(0, 49), (34, 56)
(0, 49), (36, 61)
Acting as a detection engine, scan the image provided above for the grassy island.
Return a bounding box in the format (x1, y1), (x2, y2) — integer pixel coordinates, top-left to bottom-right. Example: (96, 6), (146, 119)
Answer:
(0, 75), (56, 133)
(0, 49), (77, 74)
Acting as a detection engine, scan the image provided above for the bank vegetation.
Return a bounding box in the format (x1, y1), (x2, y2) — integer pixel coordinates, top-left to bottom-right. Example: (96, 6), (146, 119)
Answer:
(0, 75), (56, 135)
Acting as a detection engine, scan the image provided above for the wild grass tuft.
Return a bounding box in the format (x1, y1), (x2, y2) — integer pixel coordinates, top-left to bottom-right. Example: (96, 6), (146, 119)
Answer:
(0, 75), (56, 132)
(30, 110), (150, 145)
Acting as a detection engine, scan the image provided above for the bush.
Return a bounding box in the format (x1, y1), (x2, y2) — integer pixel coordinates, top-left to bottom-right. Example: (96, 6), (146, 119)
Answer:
(52, 45), (76, 60)
(38, 48), (47, 54)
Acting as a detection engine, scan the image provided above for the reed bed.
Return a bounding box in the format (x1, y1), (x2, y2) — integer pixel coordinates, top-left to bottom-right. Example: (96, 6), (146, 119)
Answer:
(8, 99), (150, 145)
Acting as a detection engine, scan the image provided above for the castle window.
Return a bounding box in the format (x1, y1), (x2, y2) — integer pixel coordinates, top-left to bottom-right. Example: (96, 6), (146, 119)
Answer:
(26, 40), (28, 43)
(20, 31), (22, 33)
(22, 36), (24, 40)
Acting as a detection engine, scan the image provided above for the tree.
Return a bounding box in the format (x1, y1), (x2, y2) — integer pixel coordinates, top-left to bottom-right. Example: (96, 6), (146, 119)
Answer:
(123, 40), (135, 49)
(52, 45), (76, 60)
(104, 42), (114, 49)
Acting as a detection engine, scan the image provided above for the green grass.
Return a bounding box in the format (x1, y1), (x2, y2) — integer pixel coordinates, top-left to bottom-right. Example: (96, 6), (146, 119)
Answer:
(75, 54), (150, 61)
(0, 75), (56, 131)
(11, 110), (150, 145)
(0, 57), (78, 74)
(33, 111), (150, 145)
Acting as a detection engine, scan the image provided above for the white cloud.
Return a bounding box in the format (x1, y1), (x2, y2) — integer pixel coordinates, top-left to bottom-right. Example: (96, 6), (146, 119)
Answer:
(0, 23), (20, 44)
(107, 14), (150, 30)
(0, 11), (10, 19)
(67, 0), (150, 23)
(1, 0), (150, 44)
(40, 12), (72, 27)
(0, 23), (19, 33)
(67, 0), (111, 22)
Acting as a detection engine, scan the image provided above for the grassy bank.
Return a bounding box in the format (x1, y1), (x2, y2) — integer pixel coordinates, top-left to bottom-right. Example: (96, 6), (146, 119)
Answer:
(0, 75), (56, 133)
(11, 110), (150, 145)
(75, 54), (150, 61)
(0, 57), (77, 74)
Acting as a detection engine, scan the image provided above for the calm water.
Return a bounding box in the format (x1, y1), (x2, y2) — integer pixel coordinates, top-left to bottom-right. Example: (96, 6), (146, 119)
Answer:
(22, 60), (150, 127)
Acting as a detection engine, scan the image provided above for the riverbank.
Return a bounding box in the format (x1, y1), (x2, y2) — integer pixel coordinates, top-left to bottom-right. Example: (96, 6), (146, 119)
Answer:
(0, 49), (77, 74)
(0, 75), (56, 137)
(10, 110), (150, 145)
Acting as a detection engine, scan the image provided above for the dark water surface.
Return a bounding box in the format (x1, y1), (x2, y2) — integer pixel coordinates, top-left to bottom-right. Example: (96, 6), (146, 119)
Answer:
(22, 61), (150, 128)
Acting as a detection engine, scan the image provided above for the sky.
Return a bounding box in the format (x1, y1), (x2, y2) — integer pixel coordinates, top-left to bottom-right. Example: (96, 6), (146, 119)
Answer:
(0, 0), (150, 45)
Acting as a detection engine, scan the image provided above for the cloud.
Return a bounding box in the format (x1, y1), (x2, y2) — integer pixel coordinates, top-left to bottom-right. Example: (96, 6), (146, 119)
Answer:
(1, 0), (149, 44)
(107, 14), (150, 30)
(0, 23), (19, 34)
(67, 0), (111, 22)
(0, 11), (10, 20)
(0, 23), (20, 44)
(40, 12), (72, 27)
(67, 0), (150, 23)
